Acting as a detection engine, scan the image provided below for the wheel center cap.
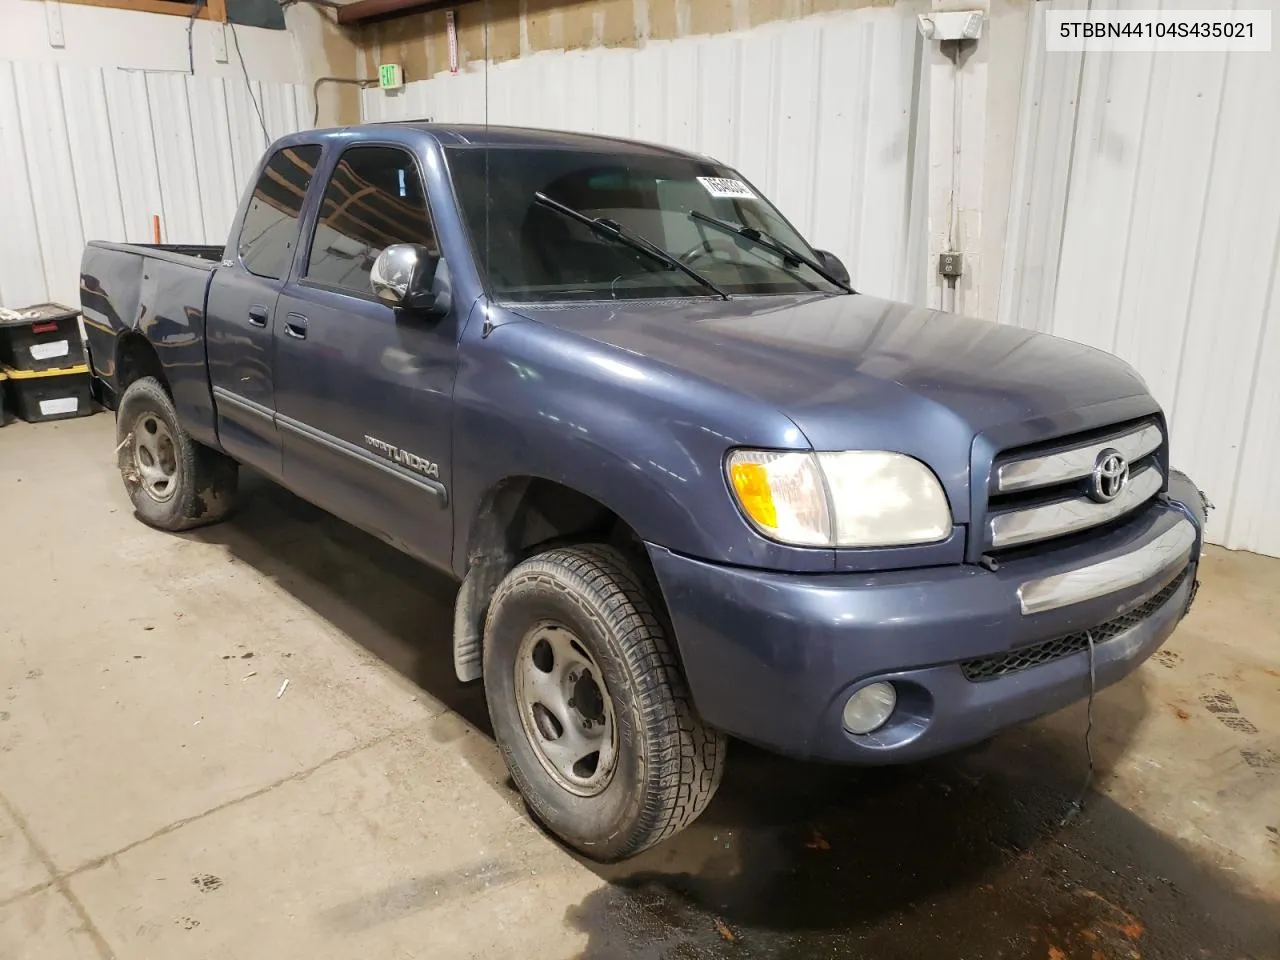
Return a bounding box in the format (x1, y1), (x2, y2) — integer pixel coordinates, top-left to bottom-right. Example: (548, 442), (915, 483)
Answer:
(573, 671), (605, 724)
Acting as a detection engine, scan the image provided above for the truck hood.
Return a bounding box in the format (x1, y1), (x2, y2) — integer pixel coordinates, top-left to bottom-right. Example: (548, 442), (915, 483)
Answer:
(511, 294), (1156, 518)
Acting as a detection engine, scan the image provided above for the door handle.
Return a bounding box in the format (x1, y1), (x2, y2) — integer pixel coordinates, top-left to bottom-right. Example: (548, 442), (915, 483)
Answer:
(247, 305), (269, 328)
(284, 314), (309, 340)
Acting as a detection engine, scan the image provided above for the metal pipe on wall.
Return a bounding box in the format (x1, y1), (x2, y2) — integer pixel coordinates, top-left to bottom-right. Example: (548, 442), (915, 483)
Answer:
(918, 4), (988, 316)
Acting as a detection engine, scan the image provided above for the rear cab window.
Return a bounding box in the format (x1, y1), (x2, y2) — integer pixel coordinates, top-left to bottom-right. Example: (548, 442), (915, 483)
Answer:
(238, 145), (323, 280)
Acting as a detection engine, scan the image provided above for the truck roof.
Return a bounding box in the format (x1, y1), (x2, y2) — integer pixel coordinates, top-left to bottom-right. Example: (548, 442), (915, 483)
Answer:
(315, 121), (707, 160)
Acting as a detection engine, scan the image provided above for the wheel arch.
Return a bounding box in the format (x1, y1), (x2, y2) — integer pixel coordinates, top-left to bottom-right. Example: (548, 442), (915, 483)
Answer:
(451, 475), (674, 683)
(115, 332), (170, 398)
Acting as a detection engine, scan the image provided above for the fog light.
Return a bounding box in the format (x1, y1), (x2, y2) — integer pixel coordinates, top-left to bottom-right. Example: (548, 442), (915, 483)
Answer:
(842, 682), (897, 735)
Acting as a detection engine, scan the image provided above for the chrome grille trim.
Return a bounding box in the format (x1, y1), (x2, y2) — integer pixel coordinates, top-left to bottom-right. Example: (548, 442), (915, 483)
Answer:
(1017, 518), (1195, 615)
(967, 568), (1191, 678)
(995, 423), (1163, 494)
(989, 464), (1163, 549)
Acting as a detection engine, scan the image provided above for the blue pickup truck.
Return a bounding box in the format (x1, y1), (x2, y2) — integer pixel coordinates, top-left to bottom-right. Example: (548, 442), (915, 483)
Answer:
(81, 123), (1209, 861)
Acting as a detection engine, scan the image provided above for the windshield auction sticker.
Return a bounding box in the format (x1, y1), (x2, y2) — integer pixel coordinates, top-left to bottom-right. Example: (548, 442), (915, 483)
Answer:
(697, 177), (758, 200)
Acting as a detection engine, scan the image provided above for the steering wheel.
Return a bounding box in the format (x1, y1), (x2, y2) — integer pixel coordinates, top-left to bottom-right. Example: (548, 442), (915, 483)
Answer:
(678, 235), (743, 268)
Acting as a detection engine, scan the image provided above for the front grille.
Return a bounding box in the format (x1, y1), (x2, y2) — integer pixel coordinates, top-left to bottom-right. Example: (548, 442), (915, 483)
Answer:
(960, 568), (1191, 682)
(983, 418), (1165, 553)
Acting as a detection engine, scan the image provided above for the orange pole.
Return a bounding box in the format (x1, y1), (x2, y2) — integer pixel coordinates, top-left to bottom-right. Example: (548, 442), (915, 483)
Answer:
(152, 215), (161, 244)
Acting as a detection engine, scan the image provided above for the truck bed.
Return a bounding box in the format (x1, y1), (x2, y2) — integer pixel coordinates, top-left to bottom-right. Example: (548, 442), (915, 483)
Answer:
(85, 241), (224, 267)
(80, 240), (222, 443)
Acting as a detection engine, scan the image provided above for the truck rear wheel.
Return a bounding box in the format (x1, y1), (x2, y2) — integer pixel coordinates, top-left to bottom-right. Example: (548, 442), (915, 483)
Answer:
(483, 544), (725, 861)
(116, 376), (237, 531)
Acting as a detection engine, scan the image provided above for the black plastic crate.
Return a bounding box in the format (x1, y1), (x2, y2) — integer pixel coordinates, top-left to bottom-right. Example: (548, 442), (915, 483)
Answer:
(0, 303), (86, 372)
(0, 369), (11, 427)
(2, 364), (96, 423)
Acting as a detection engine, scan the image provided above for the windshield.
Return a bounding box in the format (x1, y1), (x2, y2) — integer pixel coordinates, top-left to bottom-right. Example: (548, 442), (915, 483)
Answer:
(446, 146), (845, 302)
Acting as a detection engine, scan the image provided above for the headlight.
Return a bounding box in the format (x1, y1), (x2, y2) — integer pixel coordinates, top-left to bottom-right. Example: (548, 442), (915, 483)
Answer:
(725, 450), (831, 545)
(726, 449), (951, 547)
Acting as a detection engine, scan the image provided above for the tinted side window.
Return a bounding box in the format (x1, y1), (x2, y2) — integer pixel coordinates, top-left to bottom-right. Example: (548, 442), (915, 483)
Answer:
(238, 145), (322, 280)
(305, 145), (437, 296)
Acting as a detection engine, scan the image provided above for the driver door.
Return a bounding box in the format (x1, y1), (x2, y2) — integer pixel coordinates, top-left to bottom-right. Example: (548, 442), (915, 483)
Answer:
(206, 143), (322, 478)
(273, 143), (457, 572)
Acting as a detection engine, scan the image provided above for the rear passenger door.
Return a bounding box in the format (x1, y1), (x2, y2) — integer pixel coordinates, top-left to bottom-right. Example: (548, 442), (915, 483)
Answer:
(207, 143), (322, 477)
(273, 143), (458, 571)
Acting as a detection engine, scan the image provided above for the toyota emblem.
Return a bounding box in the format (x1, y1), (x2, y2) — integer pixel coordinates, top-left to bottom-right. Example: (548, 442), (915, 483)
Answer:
(1089, 449), (1129, 503)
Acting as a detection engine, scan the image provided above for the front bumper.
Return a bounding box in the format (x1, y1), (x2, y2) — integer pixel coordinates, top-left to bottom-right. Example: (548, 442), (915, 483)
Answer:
(648, 473), (1208, 764)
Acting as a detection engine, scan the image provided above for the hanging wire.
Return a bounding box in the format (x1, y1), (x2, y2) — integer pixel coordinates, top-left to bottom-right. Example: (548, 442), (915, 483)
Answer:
(483, 0), (491, 314)
(186, 0), (207, 75)
(312, 77), (378, 127)
(484, 0), (491, 123)
(1060, 630), (1097, 826)
(229, 20), (271, 145)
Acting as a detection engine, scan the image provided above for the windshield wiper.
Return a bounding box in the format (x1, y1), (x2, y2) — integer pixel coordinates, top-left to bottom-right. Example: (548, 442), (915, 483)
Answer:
(688, 210), (854, 294)
(533, 192), (729, 300)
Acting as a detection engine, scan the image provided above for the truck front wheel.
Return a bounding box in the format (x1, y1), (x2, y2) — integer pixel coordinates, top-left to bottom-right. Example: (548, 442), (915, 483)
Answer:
(483, 544), (725, 861)
(116, 376), (237, 531)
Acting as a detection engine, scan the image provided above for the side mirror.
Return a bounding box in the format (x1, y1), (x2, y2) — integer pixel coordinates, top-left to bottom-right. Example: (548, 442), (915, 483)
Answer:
(813, 249), (851, 287)
(371, 243), (451, 318)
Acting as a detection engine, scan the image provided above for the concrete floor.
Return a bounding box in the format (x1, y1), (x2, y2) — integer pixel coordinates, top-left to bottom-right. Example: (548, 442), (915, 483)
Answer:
(1, 414), (1277, 960)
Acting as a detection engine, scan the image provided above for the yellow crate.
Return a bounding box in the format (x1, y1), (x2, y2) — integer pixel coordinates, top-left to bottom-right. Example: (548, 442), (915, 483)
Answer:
(1, 362), (90, 380)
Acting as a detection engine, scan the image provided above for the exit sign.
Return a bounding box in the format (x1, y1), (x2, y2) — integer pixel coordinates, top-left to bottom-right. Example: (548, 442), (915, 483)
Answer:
(379, 64), (403, 89)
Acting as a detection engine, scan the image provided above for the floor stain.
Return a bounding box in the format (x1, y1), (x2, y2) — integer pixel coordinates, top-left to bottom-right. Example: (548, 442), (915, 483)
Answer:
(1240, 748), (1279, 772)
(1201, 690), (1240, 713)
(428, 711), (470, 745)
(1222, 716), (1261, 734)
(566, 733), (1280, 960)
(1200, 691), (1260, 734)
(323, 859), (523, 932)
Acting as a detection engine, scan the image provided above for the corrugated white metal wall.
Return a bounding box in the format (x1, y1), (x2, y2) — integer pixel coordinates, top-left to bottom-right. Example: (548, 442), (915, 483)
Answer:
(363, 7), (930, 303)
(0, 61), (308, 309)
(1000, 1), (1280, 556)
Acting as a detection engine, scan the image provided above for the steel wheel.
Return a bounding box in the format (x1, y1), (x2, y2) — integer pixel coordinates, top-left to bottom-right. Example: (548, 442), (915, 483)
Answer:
(514, 622), (619, 797)
(132, 412), (179, 503)
(484, 545), (727, 859)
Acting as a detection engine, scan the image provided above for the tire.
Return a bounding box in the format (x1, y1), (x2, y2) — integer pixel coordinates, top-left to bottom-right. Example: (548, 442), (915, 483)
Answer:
(115, 376), (238, 531)
(483, 544), (726, 862)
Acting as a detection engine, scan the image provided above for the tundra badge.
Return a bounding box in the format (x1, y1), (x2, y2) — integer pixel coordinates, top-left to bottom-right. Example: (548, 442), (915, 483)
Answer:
(364, 435), (440, 478)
